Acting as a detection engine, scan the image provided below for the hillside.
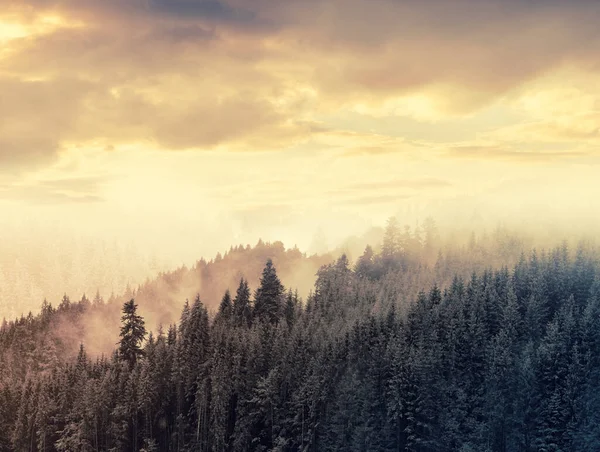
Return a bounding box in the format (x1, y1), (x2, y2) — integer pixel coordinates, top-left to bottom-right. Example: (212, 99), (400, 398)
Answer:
(0, 239), (337, 358)
(1, 219), (539, 358)
(0, 222), (598, 451)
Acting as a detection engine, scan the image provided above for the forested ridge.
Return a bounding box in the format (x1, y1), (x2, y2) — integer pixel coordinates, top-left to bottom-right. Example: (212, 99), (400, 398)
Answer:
(1, 219), (599, 451)
(0, 240), (337, 360)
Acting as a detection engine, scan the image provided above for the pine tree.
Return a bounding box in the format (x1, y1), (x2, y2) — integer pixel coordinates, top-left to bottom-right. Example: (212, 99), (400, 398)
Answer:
(284, 289), (297, 328)
(215, 290), (233, 325)
(355, 245), (375, 279)
(382, 217), (400, 261)
(233, 278), (253, 328)
(253, 260), (284, 325)
(93, 290), (103, 306)
(118, 299), (147, 368)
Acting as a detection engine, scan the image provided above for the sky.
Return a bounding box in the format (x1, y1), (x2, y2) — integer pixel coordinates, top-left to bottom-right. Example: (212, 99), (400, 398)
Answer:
(1, 0), (600, 266)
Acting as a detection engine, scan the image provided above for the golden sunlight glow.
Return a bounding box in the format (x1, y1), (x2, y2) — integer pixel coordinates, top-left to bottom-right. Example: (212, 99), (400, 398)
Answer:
(352, 93), (444, 121)
(0, 20), (28, 42)
(1, 0), (599, 317)
(0, 13), (84, 43)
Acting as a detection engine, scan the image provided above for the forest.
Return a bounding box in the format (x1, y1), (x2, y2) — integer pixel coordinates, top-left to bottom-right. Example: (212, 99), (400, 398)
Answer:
(1, 218), (599, 451)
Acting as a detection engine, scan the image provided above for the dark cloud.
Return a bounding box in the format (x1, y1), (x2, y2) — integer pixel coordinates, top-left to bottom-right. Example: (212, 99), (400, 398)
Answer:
(2, 26), (220, 80)
(149, 0), (259, 25)
(150, 24), (217, 43)
(296, 0), (600, 111)
(18, 0), (276, 32)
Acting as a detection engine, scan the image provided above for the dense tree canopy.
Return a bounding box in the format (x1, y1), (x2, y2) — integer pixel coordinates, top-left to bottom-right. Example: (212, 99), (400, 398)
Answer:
(1, 223), (599, 451)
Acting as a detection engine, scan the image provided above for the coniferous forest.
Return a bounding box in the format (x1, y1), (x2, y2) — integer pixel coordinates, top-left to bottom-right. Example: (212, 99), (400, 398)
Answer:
(1, 220), (600, 451)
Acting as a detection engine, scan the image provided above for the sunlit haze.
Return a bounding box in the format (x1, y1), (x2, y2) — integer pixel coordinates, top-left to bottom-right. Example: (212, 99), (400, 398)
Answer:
(1, 0), (600, 317)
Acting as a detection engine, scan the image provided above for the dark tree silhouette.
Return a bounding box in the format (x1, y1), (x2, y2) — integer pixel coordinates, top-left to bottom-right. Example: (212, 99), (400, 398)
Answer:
(118, 298), (147, 367)
(253, 259), (284, 324)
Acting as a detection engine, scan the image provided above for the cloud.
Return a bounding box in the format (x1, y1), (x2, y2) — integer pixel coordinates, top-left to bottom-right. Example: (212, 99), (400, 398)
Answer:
(148, 0), (261, 26)
(346, 178), (452, 190)
(287, 0), (600, 113)
(150, 95), (314, 150)
(320, 178), (448, 208)
(490, 116), (600, 144)
(342, 145), (403, 157)
(0, 73), (314, 166)
(2, 0), (600, 172)
(0, 76), (92, 169)
(0, 184), (105, 204)
(37, 176), (114, 193)
(148, 24), (217, 43)
(446, 144), (590, 161)
(335, 194), (412, 206)
(0, 174), (112, 205)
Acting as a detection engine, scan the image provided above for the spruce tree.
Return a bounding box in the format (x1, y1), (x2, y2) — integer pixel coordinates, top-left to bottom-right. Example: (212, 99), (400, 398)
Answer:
(233, 278), (252, 328)
(118, 299), (147, 368)
(355, 245), (375, 279)
(215, 290), (233, 325)
(284, 289), (297, 328)
(382, 217), (400, 260)
(254, 259), (285, 325)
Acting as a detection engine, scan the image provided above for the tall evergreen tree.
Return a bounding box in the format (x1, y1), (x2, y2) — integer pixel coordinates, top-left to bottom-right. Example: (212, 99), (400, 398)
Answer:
(233, 278), (252, 328)
(215, 290), (233, 325)
(382, 217), (400, 260)
(284, 289), (298, 328)
(118, 299), (147, 368)
(253, 260), (284, 325)
(355, 245), (375, 280)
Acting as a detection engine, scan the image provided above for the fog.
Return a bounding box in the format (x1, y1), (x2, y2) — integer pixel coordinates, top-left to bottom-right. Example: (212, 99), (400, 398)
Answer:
(1, 177), (599, 324)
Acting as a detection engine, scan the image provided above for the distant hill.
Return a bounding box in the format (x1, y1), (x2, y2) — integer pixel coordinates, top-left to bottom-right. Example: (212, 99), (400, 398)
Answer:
(67, 240), (337, 355)
(1, 219), (539, 358)
(115, 240), (336, 325)
(0, 239), (338, 379)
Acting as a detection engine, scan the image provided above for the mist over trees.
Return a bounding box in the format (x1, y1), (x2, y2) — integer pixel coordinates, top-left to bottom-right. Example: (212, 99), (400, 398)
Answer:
(1, 218), (599, 451)
(0, 230), (164, 321)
